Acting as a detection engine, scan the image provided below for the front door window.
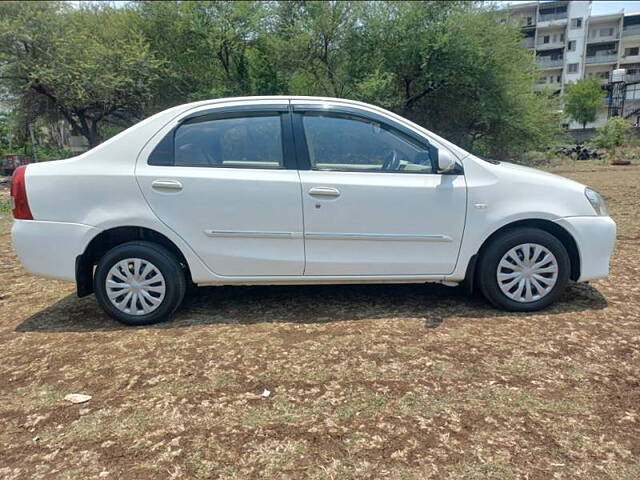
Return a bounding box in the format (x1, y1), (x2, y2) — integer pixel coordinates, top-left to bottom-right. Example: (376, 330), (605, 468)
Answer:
(301, 113), (433, 173)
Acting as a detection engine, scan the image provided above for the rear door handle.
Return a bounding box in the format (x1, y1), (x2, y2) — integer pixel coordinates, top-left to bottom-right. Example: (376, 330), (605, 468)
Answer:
(152, 179), (183, 191)
(308, 187), (340, 198)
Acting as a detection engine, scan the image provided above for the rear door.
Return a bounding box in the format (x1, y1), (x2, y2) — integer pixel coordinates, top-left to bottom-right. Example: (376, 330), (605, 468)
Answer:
(136, 102), (305, 277)
(292, 104), (467, 276)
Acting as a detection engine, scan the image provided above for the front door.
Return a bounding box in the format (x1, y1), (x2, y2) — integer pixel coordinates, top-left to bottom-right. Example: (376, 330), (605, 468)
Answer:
(137, 107), (305, 277)
(294, 109), (466, 276)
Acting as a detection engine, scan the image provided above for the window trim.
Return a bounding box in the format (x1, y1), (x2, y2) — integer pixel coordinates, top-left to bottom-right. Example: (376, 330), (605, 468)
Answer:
(179, 104), (288, 124)
(148, 110), (296, 170)
(291, 105), (443, 175)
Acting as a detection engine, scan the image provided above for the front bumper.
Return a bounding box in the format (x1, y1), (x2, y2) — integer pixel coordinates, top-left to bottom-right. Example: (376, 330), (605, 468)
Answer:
(554, 216), (616, 282)
(11, 220), (98, 281)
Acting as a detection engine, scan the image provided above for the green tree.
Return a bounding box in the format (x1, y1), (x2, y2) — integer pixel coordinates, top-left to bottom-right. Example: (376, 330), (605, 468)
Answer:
(262, 1), (562, 159)
(1, 0), (566, 159)
(564, 78), (605, 130)
(0, 1), (163, 147)
(136, 1), (272, 107)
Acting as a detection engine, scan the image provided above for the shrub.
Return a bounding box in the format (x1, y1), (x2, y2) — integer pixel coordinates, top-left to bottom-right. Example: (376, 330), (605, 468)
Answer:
(591, 117), (632, 150)
(519, 150), (549, 167)
(32, 145), (74, 161)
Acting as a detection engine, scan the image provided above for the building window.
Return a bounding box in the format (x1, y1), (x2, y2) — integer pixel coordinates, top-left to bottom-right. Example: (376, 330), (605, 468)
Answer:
(551, 33), (563, 43)
(571, 18), (583, 29)
(526, 16), (533, 26)
(568, 63), (579, 73)
(543, 35), (550, 44)
(568, 40), (576, 51)
(625, 47), (639, 57)
(600, 27), (615, 37)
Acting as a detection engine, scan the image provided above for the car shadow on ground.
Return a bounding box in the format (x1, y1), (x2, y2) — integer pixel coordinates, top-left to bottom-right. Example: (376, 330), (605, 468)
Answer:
(15, 281), (608, 333)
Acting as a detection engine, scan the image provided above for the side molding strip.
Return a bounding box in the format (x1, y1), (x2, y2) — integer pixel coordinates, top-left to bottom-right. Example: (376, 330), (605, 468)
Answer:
(304, 232), (453, 242)
(205, 230), (296, 239)
(205, 230), (452, 242)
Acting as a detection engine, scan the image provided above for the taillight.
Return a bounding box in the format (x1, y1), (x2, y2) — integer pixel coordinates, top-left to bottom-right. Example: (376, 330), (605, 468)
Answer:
(10, 165), (33, 220)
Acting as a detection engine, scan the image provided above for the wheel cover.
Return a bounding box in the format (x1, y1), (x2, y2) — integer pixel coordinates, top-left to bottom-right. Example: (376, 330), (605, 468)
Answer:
(105, 258), (166, 316)
(496, 243), (559, 303)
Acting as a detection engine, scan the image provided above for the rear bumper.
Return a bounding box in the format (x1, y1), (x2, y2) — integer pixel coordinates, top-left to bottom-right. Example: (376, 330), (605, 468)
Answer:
(554, 216), (616, 282)
(11, 220), (98, 281)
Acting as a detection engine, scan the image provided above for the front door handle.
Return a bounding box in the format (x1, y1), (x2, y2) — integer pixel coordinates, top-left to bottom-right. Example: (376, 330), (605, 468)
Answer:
(308, 187), (340, 198)
(152, 179), (183, 191)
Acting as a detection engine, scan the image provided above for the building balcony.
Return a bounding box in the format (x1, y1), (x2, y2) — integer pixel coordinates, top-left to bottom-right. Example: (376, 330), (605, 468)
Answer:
(537, 13), (568, 27)
(623, 25), (640, 38)
(585, 54), (618, 64)
(522, 37), (535, 48)
(536, 40), (565, 51)
(587, 33), (620, 44)
(537, 57), (564, 69)
(621, 54), (640, 64)
(626, 72), (640, 83)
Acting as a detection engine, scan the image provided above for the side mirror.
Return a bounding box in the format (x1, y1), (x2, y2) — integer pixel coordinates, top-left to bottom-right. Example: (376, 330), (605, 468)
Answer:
(436, 149), (457, 173)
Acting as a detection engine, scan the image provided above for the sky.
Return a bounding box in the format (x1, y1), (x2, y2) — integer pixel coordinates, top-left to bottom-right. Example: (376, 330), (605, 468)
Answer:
(591, 1), (640, 15)
(73, 1), (640, 15)
(503, 1), (640, 15)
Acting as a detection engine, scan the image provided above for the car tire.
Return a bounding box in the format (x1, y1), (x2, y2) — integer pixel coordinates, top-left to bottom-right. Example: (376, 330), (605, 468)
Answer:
(94, 241), (186, 325)
(477, 228), (570, 312)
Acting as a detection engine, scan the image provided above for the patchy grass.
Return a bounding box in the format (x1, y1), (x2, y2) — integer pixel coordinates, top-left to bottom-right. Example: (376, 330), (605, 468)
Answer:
(0, 200), (10, 215)
(0, 181), (11, 214)
(0, 164), (639, 479)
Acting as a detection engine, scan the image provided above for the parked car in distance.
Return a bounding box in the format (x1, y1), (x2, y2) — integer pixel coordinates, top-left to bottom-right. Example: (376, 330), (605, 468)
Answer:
(3, 154), (31, 176)
(10, 96), (616, 325)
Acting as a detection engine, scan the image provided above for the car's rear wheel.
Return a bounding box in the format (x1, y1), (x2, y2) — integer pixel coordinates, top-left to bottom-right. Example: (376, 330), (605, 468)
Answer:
(94, 241), (186, 325)
(477, 228), (570, 311)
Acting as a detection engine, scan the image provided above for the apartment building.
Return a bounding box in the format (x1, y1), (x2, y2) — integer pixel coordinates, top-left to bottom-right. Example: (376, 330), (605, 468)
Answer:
(507, 1), (640, 128)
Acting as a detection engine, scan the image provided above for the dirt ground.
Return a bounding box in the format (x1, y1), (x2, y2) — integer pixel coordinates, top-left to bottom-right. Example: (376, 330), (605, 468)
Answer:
(0, 163), (639, 479)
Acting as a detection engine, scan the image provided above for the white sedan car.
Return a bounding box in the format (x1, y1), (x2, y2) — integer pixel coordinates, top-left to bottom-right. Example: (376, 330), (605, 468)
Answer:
(10, 96), (616, 325)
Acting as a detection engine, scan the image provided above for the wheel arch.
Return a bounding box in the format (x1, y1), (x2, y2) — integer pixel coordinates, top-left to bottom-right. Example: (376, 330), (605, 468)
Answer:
(471, 219), (580, 289)
(75, 226), (193, 297)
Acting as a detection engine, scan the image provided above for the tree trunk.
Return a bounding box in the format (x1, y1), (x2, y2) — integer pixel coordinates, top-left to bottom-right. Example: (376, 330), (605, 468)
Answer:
(29, 83), (103, 148)
(76, 113), (102, 148)
(88, 119), (101, 148)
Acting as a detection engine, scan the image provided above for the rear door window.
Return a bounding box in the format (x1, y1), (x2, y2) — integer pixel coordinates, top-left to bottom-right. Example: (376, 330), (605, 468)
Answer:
(173, 115), (284, 169)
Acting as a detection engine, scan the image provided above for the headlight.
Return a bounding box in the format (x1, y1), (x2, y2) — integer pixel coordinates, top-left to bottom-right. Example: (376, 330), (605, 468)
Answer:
(584, 187), (608, 216)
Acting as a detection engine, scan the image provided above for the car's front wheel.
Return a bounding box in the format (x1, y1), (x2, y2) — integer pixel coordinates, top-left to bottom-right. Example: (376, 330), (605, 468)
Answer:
(94, 241), (186, 325)
(477, 228), (570, 311)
